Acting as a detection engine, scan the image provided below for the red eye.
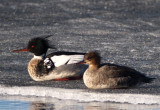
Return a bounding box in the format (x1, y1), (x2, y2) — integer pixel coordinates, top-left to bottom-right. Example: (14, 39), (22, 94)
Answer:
(32, 45), (34, 48)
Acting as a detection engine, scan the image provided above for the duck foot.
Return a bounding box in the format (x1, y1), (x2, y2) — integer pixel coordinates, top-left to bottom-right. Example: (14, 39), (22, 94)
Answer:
(53, 78), (69, 81)
(53, 76), (82, 81)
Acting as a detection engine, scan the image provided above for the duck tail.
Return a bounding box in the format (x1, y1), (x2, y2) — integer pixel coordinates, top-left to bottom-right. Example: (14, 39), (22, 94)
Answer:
(143, 77), (155, 83)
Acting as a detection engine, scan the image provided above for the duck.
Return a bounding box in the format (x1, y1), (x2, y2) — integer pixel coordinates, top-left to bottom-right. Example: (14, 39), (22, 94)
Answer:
(13, 35), (88, 81)
(78, 51), (155, 89)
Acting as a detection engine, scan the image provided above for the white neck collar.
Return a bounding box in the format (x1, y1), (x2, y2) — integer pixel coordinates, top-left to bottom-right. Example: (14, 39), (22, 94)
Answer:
(34, 54), (46, 59)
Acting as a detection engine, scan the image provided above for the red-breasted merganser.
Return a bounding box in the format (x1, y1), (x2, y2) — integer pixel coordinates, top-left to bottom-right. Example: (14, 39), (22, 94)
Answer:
(79, 51), (155, 89)
(13, 36), (87, 81)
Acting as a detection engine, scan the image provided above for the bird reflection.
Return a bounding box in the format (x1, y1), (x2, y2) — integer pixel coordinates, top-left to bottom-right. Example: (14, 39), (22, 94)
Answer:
(30, 102), (55, 110)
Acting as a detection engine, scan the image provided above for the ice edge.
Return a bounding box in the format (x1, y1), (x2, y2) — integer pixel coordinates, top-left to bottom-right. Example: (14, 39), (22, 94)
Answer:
(0, 85), (159, 105)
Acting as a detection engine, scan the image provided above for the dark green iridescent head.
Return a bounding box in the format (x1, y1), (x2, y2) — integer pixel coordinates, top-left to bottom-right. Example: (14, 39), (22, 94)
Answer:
(27, 37), (54, 56)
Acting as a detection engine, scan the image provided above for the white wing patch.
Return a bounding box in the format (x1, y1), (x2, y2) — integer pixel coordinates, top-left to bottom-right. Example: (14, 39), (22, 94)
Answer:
(50, 55), (84, 67)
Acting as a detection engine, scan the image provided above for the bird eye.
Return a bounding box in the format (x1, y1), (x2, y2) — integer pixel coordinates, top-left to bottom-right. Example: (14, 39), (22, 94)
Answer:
(87, 56), (92, 61)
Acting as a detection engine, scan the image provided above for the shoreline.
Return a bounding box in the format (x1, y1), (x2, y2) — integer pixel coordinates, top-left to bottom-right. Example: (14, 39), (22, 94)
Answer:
(1, 85), (160, 105)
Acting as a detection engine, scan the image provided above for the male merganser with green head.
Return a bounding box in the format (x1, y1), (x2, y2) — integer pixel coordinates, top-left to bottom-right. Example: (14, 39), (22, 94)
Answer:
(13, 35), (87, 81)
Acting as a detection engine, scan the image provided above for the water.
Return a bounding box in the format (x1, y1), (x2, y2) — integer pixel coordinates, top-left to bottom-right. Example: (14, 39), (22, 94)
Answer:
(0, 96), (29, 110)
(0, 95), (160, 110)
(0, 100), (29, 110)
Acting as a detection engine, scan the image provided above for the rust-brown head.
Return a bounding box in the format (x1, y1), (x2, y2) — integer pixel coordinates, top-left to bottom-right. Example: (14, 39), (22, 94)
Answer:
(79, 51), (101, 66)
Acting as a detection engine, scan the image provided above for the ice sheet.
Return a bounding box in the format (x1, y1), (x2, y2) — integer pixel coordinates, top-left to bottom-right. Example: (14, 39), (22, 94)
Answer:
(1, 85), (160, 104)
(0, 0), (159, 105)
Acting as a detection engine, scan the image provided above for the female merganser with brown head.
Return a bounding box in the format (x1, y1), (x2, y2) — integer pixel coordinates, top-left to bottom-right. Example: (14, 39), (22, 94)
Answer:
(79, 51), (155, 89)
(13, 35), (87, 81)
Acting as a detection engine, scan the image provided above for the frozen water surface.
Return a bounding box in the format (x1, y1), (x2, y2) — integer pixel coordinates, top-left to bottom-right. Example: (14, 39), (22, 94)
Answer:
(0, 0), (160, 105)
(0, 95), (160, 110)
